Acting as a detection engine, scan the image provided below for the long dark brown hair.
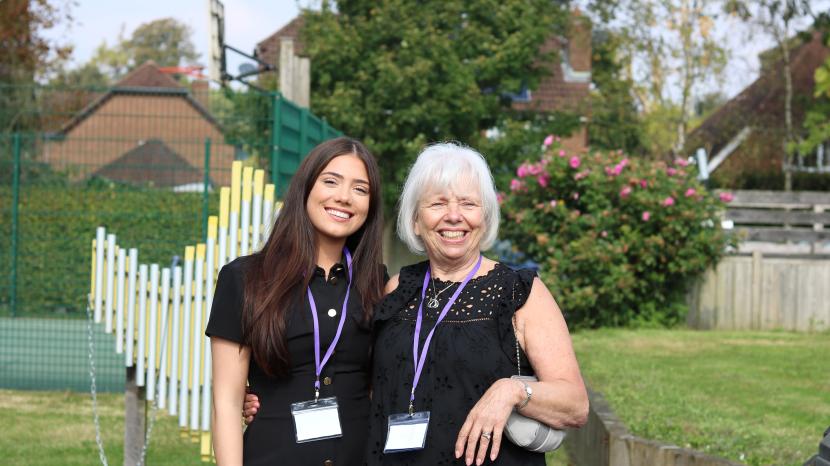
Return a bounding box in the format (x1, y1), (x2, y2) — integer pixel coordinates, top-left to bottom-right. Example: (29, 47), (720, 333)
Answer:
(241, 137), (385, 377)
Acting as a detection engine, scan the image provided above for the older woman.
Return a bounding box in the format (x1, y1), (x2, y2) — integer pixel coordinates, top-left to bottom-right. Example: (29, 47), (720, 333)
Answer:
(365, 142), (588, 466)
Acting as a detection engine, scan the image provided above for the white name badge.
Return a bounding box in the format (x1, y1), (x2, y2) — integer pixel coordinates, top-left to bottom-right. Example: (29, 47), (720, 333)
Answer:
(290, 397), (343, 443)
(383, 411), (430, 453)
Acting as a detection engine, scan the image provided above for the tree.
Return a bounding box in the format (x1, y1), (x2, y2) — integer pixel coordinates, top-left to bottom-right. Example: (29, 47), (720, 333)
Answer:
(725, 0), (815, 190)
(796, 16), (830, 162)
(127, 18), (199, 68)
(0, 0), (73, 130)
(301, 0), (568, 208)
(53, 17), (200, 86)
(583, 0), (731, 157)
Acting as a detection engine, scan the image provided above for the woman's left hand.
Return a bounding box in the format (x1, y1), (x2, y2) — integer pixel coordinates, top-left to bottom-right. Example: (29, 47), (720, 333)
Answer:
(454, 378), (523, 465)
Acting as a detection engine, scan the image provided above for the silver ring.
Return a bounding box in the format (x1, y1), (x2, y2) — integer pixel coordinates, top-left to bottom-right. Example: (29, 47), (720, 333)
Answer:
(481, 432), (492, 440)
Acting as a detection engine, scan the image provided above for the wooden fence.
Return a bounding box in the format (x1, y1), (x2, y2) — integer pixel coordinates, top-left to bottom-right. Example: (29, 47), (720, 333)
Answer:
(687, 252), (830, 331)
(724, 190), (830, 254)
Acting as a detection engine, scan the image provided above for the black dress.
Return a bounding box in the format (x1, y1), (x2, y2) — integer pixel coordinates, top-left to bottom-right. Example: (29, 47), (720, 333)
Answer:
(366, 261), (544, 465)
(206, 256), (374, 466)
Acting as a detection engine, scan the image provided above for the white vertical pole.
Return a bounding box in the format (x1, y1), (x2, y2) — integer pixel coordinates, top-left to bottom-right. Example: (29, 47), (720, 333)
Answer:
(251, 170), (263, 252)
(159, 267), (171, 410)
(126, 249), (138, 367)
(94, 227), (105, 323)
(190, 245), (205, 430)
(240, 166), (253, 256)
(218, 188), (230, 268)
(116, 248), (126, 354)
(202, 218), (217, 432)
(147, 264), (159, 400)
(137, 264), (148, 387)
(179, 247), (194, 429)
(105, 234), (116, 333)
(262, 184), (275, 243)
(169, 265), (182, 415)
(228, 161), (241, 261)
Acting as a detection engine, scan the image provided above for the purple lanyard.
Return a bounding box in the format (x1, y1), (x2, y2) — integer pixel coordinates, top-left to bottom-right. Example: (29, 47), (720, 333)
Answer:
(409, 255), (482, 414)
(306, 248), (353, 401)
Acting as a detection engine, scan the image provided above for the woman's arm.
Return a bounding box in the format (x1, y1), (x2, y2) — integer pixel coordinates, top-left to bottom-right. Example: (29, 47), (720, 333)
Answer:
(211, 336), (250, 466)
(455, 277), (588, 465)
(512, 276), (588, 428)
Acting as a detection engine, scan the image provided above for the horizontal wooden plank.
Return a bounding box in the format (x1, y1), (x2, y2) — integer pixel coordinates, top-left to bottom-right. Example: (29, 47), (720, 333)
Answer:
(733, 227), (830, 243)
(725, 190), (830, 207)
(726, 208), (830, 225)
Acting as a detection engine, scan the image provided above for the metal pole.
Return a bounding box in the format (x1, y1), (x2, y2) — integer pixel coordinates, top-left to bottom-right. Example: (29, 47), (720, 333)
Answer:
(203, 138), (211, 242)
(10, 133), (21, 317)
(270, 92), (282, 193)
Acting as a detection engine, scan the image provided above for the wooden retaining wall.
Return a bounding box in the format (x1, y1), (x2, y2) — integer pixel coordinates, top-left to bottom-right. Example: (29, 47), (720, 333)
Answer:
(566, 390), (743, 466)
(687, 253), (830, 331)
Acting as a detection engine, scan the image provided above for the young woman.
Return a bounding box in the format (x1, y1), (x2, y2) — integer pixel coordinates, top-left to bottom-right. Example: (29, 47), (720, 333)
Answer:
(207, 137), (386, 466)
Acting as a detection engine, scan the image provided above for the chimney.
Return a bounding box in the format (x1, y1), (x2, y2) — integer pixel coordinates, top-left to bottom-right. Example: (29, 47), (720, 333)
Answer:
(191, 80), (210, 111)
(568, 11), (591, 74)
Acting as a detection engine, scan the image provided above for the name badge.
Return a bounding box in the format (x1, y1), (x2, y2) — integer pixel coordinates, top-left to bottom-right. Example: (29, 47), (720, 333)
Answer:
(383, 411), (430, 453)
(290, 396), (342, 443)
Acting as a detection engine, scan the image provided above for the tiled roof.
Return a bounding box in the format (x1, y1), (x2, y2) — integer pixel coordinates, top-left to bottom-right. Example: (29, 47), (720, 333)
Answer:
(93, 139), (206, 187)
(686, 31), (829, 158)
(255, 16), (306, 68)
(116, 61), (182, 89)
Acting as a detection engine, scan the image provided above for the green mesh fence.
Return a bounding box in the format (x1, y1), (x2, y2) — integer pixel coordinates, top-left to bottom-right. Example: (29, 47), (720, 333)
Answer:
(0, 82), (340, 391)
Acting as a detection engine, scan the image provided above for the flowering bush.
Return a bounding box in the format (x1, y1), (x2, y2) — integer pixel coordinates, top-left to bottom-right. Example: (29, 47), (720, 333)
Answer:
(499, 139), (733, 328)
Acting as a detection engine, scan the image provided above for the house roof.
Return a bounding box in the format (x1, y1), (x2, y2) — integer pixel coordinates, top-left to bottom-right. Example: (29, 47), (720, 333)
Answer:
(686, 31), (829, 160)
(92, 139), (206, 187)
(56, 61), (223, 135)
(255, 16), (306, 67)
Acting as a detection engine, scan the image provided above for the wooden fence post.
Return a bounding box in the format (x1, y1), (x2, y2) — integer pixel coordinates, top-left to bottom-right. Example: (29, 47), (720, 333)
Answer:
(124, 366), (145, 466)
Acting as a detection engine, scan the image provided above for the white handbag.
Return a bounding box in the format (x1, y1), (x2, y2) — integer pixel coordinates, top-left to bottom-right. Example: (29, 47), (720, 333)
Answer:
(504, 323), (566, 452)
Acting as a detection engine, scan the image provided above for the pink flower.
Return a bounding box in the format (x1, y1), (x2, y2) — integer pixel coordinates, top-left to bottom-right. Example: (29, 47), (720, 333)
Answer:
(667, 167), (677, 176)
(619, 158), (630, 167)
(549, 199), (558, 208)
(574, 169), (590, 181)
(569, 156), (581, 169)
(685, 188), (697, 197)
(600, 230), (608, 238)
(620, 186), (632, 198)
(527, 163), (543, 176)
(543, 135), (554, 147)
(675, 158), (690, 167)
(558, 149), (567, 157)
(662, 196), (675, 207)
(719, 192), (734, 203)
(572, 192), (580, 201)
(510, 179), (524, 192)
(612, 164), (624, 176)
(536, 174), (549, 187)
(516, 163), (530, 178)
(496, 192), (505, 205)
(642, 211), (651, 221)
(640, 179), (648, 189)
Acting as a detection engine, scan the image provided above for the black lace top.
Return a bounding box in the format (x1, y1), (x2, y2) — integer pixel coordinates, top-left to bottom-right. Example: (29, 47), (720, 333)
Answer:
(366, 261), (545, 465)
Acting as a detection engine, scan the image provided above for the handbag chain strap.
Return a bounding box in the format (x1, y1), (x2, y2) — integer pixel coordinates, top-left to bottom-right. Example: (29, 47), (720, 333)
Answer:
(512, 282), (521, 376)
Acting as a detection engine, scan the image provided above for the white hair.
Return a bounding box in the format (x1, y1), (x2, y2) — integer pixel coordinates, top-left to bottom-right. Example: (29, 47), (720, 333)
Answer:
(397, 142), (500, 254)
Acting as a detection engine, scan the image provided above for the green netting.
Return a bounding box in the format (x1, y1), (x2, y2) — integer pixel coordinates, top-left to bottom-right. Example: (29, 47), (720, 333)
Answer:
(0, 82), (341, 391)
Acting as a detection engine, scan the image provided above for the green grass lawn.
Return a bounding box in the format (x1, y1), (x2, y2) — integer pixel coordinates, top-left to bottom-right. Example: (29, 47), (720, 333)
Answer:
(0, 389), (204, 465)
(571, 329), (830, 466)
(2, 330), (825, 466)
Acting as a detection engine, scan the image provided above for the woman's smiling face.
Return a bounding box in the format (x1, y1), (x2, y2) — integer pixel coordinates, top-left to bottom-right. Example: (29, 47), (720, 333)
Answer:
(414, 178), (484, 265)
(306, 154), (371, 245)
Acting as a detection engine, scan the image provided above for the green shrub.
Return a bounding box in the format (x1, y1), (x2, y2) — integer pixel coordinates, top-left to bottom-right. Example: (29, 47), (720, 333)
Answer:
(0, 186), (216, 317)
(499, 138), (733, 328)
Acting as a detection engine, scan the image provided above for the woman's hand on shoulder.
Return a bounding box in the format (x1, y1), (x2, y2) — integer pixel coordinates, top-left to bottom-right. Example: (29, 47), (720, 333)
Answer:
(454, 378), (525, 465)
(384, 273), (400, 295)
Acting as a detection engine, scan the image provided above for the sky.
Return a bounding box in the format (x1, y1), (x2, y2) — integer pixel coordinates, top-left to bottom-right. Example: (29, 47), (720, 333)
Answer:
(44, 0), (828, 100)
(45, 0), (302, 81)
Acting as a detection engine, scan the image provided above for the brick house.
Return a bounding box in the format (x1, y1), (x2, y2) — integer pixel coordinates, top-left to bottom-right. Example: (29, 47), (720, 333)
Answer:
(686, 31), (829, 187)
(254, 13), (592, 153)
(43, 61), (235, 187)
